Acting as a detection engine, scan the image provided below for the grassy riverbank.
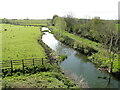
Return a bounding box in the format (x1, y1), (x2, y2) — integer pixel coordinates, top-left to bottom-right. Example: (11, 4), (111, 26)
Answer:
(3, 71), (78, 88)
(49, 26), (120, 73)
(1, 24), (79, 88)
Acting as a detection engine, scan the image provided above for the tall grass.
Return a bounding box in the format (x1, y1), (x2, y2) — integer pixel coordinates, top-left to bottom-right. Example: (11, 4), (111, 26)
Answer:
(63, 69), (89, 88)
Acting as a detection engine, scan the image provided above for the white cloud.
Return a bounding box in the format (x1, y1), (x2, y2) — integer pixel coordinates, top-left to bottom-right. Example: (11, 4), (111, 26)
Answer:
(0, 0), (119, 19)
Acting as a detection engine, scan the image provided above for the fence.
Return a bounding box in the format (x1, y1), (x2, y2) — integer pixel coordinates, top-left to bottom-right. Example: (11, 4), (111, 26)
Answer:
(2, 58), (47, 76)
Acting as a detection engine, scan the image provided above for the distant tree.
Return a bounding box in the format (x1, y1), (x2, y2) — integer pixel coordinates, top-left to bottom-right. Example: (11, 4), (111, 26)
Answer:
(52, 15), (59, 26)
(53, 15), (59, 20)
(2, 18), (9, 23)
(64, 13), (77, 33)
(53, 17), (67, 31)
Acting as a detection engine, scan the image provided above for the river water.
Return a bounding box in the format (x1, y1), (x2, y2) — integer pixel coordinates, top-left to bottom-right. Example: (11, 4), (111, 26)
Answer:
(41, 27), (120, 88)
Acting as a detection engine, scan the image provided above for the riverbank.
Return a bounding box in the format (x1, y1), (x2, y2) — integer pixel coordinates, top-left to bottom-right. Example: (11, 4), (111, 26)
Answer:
(49, 26), (120, 75)
(2, 24), (79, 88)
(41, 27), (120, 88)
(38, 29), (80, 88)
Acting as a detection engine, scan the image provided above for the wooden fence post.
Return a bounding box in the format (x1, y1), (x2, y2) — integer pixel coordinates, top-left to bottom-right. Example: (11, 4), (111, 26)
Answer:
(33, 59), (35, 67)
(33, 59), (35, 72)
(22, 59), (24, 74)
(10, 60), (13, 76)
(42, 58), (44, 65)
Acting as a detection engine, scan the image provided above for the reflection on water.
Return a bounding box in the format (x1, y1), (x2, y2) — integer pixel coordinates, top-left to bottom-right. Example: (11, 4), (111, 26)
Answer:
(42, 29), (119, 88)
(42, 32), (59, 51)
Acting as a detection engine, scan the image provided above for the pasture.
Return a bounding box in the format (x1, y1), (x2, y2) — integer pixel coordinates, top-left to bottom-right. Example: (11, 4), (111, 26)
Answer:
(2, 24), (46, 69)
(1, 19), (50, 26)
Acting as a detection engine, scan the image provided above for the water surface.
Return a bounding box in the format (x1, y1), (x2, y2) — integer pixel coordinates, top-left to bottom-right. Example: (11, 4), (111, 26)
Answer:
(42, 28), (120, 88)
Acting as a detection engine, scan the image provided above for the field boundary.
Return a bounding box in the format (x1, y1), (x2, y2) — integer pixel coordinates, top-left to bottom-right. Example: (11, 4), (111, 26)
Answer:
(2, 58), (47, 76)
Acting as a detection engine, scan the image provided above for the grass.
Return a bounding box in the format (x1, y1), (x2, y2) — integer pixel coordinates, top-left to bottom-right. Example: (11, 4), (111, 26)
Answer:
(0, 24), (2, 60)
(50, 26), (120, 72)
(2, 24), (46, 60)
(2, 71), (78, 88)
(1, 24), (79, 88)
(115, 24), (119, 32)
(0, 24), (1, 89)
(2, 24), (46, 69)
(2, 61), (79, 88)
(51, 26), (104, 52)
(1, 19), (50, 26)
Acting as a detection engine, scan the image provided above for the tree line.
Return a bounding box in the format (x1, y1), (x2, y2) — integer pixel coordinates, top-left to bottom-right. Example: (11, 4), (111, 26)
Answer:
(52, 15), (120, 73)
(52, 15), (119, 54)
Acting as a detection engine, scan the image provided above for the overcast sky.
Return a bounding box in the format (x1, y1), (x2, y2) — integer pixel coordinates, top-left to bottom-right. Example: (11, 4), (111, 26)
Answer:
(0, 0), (119, 20)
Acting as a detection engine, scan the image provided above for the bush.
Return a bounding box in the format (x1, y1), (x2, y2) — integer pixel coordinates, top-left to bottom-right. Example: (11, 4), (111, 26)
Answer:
(59, 55), (67, 62)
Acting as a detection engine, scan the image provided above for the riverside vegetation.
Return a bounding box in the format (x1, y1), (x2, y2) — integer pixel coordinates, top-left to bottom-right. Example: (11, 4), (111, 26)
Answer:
(1, 22), (79, 88)
(49, 15), (120, 76)
(1, 16), (120, 88)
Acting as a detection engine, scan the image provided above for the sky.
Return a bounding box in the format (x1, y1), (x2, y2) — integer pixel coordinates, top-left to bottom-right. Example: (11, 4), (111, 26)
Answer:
(0, 0), (119, 20)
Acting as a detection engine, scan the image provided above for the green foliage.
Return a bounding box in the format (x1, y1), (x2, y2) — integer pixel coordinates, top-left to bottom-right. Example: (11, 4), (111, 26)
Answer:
(59, 55), (67, 62)
(2, 71), (79, 88)
(51, 15), (120, 73)
(2, 63), (78, 88)
(53, 17), (67, 31)
(61, 16), (119, 50)
(41, 30), (49, 32)
(51, 25), (120, 73)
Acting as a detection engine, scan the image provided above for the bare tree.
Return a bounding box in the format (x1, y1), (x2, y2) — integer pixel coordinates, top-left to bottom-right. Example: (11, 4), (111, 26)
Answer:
(100, 21), (119, 73)
(64, 12), (77, 33)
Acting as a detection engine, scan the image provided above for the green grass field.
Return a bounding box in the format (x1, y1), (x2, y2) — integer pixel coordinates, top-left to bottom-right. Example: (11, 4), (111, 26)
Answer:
(2, 24), (46, 60)
(1, 19), (50, 26)
(1, 24), (48, 69)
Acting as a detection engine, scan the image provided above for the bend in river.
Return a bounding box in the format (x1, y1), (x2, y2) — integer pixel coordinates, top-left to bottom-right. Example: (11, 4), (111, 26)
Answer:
(41, 27), (120, 88)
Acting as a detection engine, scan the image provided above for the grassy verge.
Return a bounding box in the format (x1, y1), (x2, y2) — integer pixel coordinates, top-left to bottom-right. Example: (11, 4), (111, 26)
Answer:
(49, 26), (120, 73)
(2, 24), (79, 88)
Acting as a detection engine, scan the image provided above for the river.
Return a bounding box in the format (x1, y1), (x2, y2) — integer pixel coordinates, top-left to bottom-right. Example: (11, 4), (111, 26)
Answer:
(41, 27), (120, 88)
